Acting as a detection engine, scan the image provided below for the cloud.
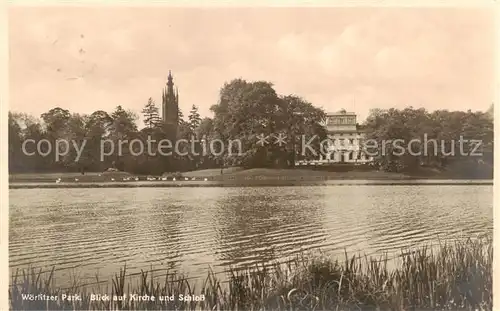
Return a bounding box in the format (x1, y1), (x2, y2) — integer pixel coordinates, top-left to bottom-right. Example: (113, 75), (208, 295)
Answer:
(8, 7), (495, 124)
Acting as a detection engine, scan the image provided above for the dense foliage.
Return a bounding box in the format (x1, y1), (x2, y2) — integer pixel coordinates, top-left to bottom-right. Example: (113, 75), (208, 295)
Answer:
(363, 107), (493, 176)
(8, 79), (493, 177)
(8, 79), (326, 174)
(10, 238), (492, 311)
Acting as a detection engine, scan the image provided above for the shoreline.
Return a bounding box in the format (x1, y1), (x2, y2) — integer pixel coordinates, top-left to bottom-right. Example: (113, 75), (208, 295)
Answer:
(9, 179), (493, 189)
(9, 168), (493, 188)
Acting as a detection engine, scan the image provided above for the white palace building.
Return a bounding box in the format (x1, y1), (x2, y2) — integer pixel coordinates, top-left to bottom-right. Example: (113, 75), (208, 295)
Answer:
(296, 109), (373, 166)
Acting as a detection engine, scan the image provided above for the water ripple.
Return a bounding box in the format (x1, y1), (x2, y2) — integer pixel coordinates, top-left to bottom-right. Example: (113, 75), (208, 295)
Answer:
(9, 185), (493, 287)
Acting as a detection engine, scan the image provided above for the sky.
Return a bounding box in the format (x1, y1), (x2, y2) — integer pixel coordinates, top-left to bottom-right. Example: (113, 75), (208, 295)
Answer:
(8, 6), (496, 125)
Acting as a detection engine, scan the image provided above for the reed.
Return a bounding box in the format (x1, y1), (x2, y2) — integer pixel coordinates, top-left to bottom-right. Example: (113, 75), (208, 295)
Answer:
(9, 238), (492, 311)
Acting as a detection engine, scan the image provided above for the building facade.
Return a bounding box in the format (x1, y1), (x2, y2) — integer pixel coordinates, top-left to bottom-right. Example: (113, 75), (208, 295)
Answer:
(321, 109), (372, 164)
(162, 70), (179, 137)
(296, 109), (373, 166)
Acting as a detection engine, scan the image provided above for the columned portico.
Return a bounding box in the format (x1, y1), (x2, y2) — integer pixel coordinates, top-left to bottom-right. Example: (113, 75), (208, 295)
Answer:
(296, 109), (373, 166)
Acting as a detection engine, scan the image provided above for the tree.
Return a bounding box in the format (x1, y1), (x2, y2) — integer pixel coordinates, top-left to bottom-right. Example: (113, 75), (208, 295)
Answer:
(38, 108), (72, 170)
(16, 113), (47, 171)
(362, 107), (494, 177)
(210, 79), (281, 168)
(363, 108), (433, 172)
(109, 105), (138, 139)
(142, 98), (161, 129)
(188, 105), (202, 134)
(86, 110), (113, 137)
(41, 107), (71, 136)
(210, 79), (326, 169)
(193, 117), (217, 169)
(277, 95), (327, 167)
(84, 110), (113, 171)
(8, 112), (23, 172)
(487, 103), (494, 120)
(57, 113), (89, 173)
(196, 117), (214, 140)
(108, 105), (139, 171)
(178, 109), (185, 125)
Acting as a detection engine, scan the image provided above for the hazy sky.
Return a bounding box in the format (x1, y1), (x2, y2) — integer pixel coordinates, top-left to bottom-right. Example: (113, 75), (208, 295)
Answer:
(9, 6), (496, 124)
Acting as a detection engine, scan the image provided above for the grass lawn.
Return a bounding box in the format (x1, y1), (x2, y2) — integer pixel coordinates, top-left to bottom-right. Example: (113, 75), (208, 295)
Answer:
(9, 171), (134, 183)
(11, 164), (490, 184)
(9, 167), (411, 183)
(230, 168), (408, 178)
(180, 167), (245, 177)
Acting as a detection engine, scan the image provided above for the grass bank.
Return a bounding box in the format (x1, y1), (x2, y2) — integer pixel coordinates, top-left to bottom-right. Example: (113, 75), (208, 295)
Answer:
(10, 238), (492, 311)
(8, 168), (414, 184)
(10, 165), (493, 184)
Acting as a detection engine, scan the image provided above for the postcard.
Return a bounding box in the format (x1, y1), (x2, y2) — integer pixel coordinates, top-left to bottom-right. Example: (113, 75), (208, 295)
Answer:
(5, 2), (496, 310)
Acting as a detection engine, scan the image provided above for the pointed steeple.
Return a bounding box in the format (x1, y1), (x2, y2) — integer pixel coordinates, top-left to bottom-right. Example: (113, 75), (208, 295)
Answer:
(167, 70), (174, 94)
(161, 70), (179, 134)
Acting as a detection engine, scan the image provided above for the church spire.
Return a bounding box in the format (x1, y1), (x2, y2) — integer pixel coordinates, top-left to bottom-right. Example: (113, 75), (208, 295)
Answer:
(167, 70), (174, 94)
(162, 70), (179, 129)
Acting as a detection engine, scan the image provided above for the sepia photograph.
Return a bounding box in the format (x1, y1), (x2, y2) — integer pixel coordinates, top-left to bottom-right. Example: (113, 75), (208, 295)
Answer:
(6, 3), (495, 310)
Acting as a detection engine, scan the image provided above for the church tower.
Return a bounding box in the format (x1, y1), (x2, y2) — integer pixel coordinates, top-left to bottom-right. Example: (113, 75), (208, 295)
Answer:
(162, 70), (179, 137)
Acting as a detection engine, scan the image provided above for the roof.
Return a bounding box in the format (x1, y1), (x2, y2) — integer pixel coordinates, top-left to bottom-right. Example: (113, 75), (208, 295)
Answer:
(326, 109), (356, 116)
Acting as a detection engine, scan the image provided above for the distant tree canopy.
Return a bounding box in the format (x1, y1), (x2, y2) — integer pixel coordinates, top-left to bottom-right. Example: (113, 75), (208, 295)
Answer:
(362, 107), (493, 176)
(487, 103), (494, 119)
(209, 79), (326, 168)
(7, 78), (494, 177)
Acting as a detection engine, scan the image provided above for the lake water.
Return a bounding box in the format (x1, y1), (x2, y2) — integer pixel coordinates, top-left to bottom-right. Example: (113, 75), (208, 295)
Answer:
(9, 185), (493, 288)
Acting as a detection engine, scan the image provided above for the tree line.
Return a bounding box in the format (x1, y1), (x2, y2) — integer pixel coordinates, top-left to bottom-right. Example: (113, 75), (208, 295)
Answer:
(8, 78), (494, 176)
(363, 106), (493, 175)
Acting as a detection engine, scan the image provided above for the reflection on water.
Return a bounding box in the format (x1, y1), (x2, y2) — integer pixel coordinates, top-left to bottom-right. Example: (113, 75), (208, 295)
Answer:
(214, 188), (327, 268)
(9, 185), (492, 286)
